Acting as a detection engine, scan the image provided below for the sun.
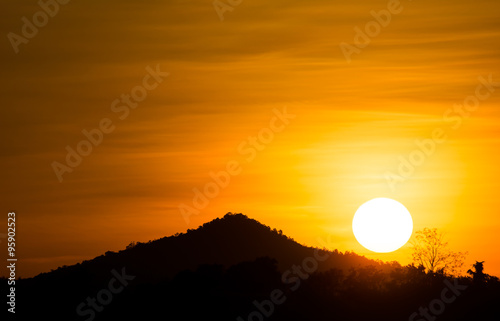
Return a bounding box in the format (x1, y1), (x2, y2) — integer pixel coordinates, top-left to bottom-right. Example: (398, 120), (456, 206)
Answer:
(352, 198), (413, 253)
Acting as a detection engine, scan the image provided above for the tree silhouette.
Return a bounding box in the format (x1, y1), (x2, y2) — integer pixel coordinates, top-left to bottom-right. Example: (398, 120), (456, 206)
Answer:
(467, 261), (500, 285)
(467, 261), (486, 284)
(126, 241), (137, 249)
(410, 228), (467, 276)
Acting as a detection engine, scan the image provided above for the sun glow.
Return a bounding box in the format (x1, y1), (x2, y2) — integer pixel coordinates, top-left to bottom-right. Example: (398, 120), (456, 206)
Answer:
(352, 198), (413, 253)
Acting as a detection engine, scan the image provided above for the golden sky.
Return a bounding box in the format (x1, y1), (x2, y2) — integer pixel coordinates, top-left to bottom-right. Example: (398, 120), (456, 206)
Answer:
(1, 0), (500, 278)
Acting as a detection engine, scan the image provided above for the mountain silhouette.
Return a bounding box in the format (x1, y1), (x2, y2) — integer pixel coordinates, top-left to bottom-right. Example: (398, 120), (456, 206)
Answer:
(24, 213), (376, 283)
(9, 213), (500, 321)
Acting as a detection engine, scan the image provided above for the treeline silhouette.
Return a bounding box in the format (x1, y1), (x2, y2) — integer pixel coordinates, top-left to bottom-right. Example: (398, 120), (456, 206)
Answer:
(7, 213), (499, 321)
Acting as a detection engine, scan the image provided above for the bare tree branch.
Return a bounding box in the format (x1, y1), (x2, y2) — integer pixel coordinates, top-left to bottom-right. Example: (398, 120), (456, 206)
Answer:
(410, 228), (467, 276)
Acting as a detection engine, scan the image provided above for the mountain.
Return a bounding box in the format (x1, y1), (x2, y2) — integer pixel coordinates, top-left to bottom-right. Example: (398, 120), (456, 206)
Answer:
(25, 213), (378, 282)
(11, 213), (375, 319)
(10, 213), (500, 321)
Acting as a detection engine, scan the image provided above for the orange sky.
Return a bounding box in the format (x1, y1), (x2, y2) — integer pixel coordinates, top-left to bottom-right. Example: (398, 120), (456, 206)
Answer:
(1, 0), (500, 278)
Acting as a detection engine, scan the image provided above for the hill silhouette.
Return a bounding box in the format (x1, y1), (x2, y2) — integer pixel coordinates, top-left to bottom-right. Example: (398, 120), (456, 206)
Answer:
(23, 213), (377, 284)
(8, 213), (500, 321)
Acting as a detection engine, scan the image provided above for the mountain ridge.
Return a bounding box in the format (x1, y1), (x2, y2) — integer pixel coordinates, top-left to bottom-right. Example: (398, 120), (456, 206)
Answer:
(12, 213), (500, 321)
(28, 212), (379, 284)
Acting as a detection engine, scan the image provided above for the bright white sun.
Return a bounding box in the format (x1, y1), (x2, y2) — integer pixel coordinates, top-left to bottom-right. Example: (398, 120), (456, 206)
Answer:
(352, 198), (413, 253)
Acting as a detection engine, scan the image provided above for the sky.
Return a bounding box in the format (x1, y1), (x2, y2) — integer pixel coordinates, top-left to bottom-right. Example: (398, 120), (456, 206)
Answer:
(1, 0), (500, 278)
